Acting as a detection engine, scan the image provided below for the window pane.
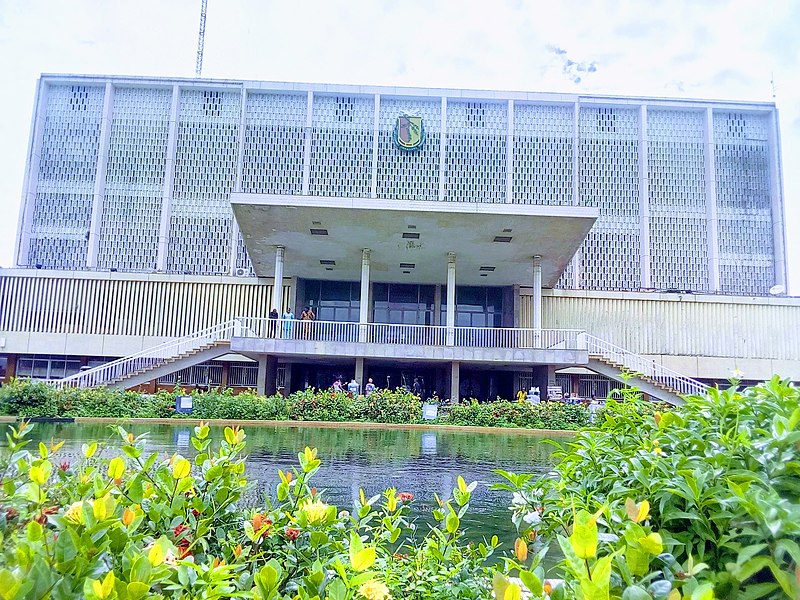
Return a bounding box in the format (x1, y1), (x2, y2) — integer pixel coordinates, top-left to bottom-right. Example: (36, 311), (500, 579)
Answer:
(17, 359), (33, 377)
(418, 285), (435, 306)
(390, 284), (417, 304)
(32, 360), (49, 378)
(321, 280), (351, 302)
(49, 361), (67, 379)
(372, 283), (388, 302)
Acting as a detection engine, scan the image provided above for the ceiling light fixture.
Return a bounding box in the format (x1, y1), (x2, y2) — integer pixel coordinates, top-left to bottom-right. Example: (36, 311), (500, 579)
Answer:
(402, 232), (420, 239)
(493, 236), (512, 243)
(310, 228), (328, 236)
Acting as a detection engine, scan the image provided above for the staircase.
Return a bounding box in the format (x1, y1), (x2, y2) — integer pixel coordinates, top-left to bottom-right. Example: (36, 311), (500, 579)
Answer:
(51, 319), (241, 390)
(584, 334), (708, 405)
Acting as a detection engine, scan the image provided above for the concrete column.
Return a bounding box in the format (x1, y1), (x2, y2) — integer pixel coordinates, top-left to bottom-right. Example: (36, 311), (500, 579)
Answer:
(355, 358), (364, 390)
(450, 361), (460, 403)
(302, 91), (313, 195)
(282, 363), (292, 397)
(157, 85), (180, 271)
(638, 105), (651, 288)
(433, 285), (442, 326)
(359, 249), (371, 342)
(256, 355), (268, 395)
(532, 256), (542, 346)
(703, 107), (721, 292)
(272, 246), (285, 314)
(265, 355), (278, 395)
(446, 252), (456, 346)
(87, 82), (114, 268)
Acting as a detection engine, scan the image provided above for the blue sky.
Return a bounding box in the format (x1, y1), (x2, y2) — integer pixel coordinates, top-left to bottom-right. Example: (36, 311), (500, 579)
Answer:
(0, 0), (797, 292)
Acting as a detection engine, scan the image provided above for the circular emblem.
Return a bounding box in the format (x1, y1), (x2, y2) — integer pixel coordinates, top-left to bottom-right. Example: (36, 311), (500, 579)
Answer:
(393, 114), (425, 151)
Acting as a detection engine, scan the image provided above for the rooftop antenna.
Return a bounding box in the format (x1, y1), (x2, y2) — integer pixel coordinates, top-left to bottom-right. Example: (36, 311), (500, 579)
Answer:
(770, 71), (776, 100)
(195, 0), (208, 77)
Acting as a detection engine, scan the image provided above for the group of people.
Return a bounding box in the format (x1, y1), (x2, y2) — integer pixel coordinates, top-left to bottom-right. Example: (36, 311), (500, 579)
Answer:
(331, 376), (377, 396)
(268, 306), (316, 338)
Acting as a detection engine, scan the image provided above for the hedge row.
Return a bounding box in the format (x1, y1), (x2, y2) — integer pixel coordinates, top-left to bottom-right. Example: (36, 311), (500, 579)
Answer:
(0, 379), (589, 430)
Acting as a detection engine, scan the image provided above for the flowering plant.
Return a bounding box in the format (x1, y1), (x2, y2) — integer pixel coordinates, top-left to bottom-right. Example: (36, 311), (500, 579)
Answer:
(0, 422), (496, 599)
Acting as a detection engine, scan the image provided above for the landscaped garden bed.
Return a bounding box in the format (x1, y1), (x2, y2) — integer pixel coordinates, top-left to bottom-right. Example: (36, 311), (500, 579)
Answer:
(0, 380), (590, 431)
(0, 377), (797, 598)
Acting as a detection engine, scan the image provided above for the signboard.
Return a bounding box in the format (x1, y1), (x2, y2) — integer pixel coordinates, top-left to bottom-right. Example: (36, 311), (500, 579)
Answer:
(175, 395), (193, 414)
(422, 402), (439, 420)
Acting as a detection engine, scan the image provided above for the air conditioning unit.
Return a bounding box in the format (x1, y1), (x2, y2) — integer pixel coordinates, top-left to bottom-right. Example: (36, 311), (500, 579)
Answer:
(234, 267), (249, 277)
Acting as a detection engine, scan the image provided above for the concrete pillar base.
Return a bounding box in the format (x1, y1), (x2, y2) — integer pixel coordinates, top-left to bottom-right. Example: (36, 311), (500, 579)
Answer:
(355, 358), (364, 389)
(450, 361), (460, 403)
(265, 356), (278, 395)
(256, 355), (268, 395)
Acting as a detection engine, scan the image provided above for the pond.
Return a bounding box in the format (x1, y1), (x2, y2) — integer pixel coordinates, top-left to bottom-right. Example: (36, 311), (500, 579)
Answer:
(20, 421), (563, 552)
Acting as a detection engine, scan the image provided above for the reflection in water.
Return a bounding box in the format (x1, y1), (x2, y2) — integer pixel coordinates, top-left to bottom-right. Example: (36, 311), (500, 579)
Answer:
(21, 422), (562, 550)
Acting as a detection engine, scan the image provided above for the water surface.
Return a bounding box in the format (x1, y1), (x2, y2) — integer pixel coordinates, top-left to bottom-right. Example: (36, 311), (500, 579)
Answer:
(22, 422), (561, 550)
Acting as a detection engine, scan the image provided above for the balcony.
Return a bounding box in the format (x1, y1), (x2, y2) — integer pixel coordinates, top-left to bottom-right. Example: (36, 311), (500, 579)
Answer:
(230, 318), (589, 366)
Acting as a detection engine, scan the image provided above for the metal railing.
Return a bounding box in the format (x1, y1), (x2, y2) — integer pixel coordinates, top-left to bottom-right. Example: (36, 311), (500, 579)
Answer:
(584, 334), (709, 397)
(236, 318), (586, 350)
(51, 319), (240, 389)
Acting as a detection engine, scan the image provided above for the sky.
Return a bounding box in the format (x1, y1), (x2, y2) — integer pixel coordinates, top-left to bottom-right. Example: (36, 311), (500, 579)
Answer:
(0, 0), (797, 293)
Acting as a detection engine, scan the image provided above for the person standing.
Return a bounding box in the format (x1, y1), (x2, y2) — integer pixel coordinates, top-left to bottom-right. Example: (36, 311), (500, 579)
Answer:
(412, 377), (422, 397)
(282, 307), (295, 338)
(300, 307), (312, 339)
(347, 378), (360, 395)
(268, 308), (279, 337)
(364, 378), (376, 396)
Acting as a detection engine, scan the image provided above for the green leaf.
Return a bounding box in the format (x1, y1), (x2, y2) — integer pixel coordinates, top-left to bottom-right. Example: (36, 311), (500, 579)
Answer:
(570, 509), (599, 559)
(350, 547), (376, 572)
(622, 585), (653, 600)
(127, 582), (150, 600)
(0, 568), (20, 600)
(108, 456), (125, 480)
(519, 570), (542, 596)
(691, 583), (714, 600)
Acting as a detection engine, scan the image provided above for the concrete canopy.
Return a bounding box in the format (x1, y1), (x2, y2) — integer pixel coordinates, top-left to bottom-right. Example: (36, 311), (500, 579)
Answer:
(231, 194), (598, 287)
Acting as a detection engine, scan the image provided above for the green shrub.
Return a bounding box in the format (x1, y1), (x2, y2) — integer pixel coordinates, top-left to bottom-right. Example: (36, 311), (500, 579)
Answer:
(494, 378), (800, 599)
(191, 388), (291, 420)
(0, 422), (496, 599)
(0, 379), (59, 417)
(447, 400), (589, 430)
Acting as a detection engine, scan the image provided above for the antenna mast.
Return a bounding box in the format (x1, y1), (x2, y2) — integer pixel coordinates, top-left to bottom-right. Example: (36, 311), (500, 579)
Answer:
(195, 0), (208, 77)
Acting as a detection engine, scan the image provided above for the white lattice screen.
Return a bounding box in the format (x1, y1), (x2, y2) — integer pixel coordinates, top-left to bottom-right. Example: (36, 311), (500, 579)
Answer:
(647, 109), (709, 291)
(167, 89), (241, 275)
(100, 87), (171, 271)
(309, 95), (373, 198)
(513, 103), (573, 206)
(577, 107), (641, 290)
(444, 101), (506, 203)
(28, 84), (105, 269)
(19, 78), (783, 297)
(713, 112), (774, 295)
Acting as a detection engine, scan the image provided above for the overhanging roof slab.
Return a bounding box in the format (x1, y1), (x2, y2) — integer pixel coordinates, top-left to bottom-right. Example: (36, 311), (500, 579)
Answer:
(231, 194), (598, 287)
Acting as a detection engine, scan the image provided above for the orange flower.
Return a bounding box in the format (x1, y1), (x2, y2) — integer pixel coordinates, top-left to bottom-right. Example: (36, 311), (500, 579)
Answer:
(252, 513), (264, 531)
(285, 527), (300, 541)
(543, 581), (553, 595)
(233, 544), (243, 557)
(397, 492), (414, 503)
(122, 507), (135, 526)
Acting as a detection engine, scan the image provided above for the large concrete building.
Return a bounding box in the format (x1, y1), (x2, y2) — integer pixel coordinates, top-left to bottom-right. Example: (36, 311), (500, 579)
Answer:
(1, 74), (797, 403)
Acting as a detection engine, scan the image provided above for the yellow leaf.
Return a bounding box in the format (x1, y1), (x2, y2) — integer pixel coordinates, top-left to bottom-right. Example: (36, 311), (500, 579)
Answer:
(350, 546), (376, 572)
(638, 532), (663, 555)
(83, 442), (98, 459)
(457, 475), (467, 493)
(172, 457), (191, 480)
(570, 509), (598, 559)
(514, 537), (528, 562)
(29, 465), (46, 485)
(108, 457), (125, 480)
(92, 579), (103, 598)
(101, 571), (115, 597)
(636, 500), (650, 523)
(504, 583), (522, 600)
(625, 498), (650, 523)
(93, 498), (107, 521)
(148, 543), (165, 566)
(667, 591), (681, 600)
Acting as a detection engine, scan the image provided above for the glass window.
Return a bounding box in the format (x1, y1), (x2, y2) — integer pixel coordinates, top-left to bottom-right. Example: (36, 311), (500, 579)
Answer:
(0, 356), (7, 379)
(32, 360), (49, 379)
(17, 359), (34, 377)
(442, 286), (504, 328)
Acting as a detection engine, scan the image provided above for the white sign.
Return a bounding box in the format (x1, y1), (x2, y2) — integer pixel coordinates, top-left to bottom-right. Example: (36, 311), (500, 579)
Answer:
(422, 403), (438, 420)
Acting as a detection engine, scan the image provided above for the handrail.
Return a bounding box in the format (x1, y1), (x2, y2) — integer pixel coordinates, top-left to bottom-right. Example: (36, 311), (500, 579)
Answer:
(235, 317), (586, 349)
(50, 318), (241, 389)
(584, 334), (708, 397)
